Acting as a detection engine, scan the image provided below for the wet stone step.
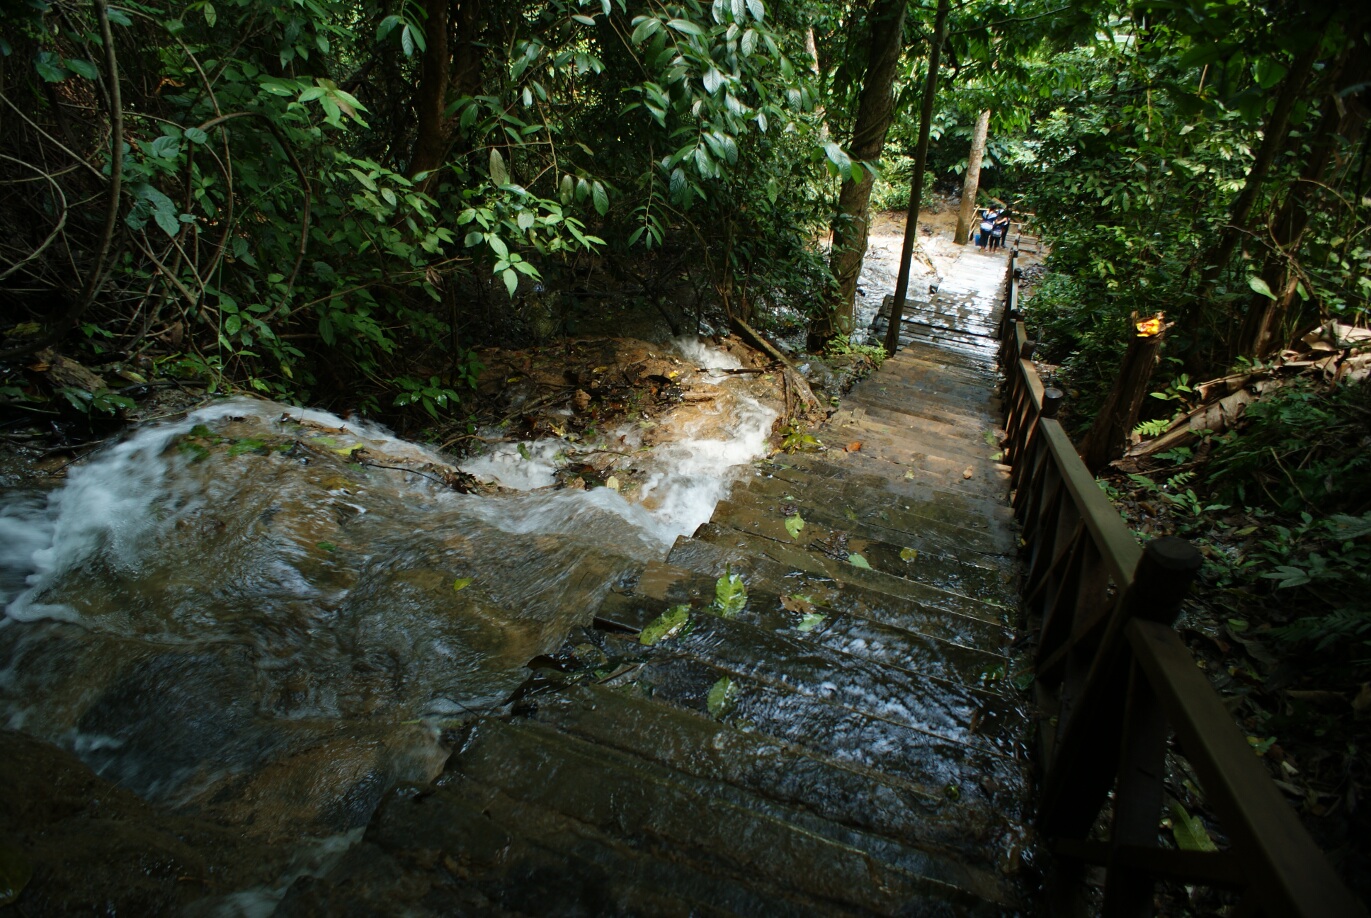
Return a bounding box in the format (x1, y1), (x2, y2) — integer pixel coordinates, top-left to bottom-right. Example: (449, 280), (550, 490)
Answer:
(690, 519), (1009, 622)
(826, 406), (1000, 461)
(878, 309), (1002, 344)
(708, 499), (1016, 606)
(692, 521), (1014, 624)
(881, 342), (1004, 384)
(821, 420), (1007, 477)
(594, 562), (1010, 688)
(752, 455), (1016, 536)
(665, 535), (1015, 648)
(786, 437), (1011, 500)
(442, 717), (1018, 914)
(380, 763), (826, 916)
(729, 482), (1020, 575)
(596, 590), (1027, 754)
(529, 683), (1026, 881)
(871, 327), (1001, 365)
(839, 364), (1003, 411)
(724, 480), (1015, 573)
(614, 643), (1032, 833)
(876, 302), (1001, 339)
(845, 377), (1003, 426)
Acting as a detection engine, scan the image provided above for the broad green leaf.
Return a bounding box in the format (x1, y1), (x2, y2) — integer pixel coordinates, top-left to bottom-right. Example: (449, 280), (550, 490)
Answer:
(151, 136), (181, 159)
(1169, 801), (1217, 852)
(707, 676), (738, 718)
(184, 127), (209, 144)
(847, 553), (872, 570)
(713, 570), (748, 618)
(317, 541), (337, 552)
(65, 58), (99, 80)
(203, 2), (216, 27)
(452, 577), (473, 591)
(153, 209), (180, 237)
(502, 268), (518, 298)
(784, 512), (804, 540)
(639, 604), (690, 645)
(1247, 276), (1276, 299)
(796, 611), (825, 632)
(34, 52), (67, 83)
(489, 148), (509, 185)
(591, 181), (609, 215)
(667, 18), (704, 35)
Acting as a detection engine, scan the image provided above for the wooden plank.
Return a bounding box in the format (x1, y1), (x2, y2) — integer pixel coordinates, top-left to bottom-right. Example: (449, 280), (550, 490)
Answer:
(1053, 839), (1245, 887)
(1127, 620), (1367, 918)
(1037, 419), (1141, 585)
(1104, 663), (1169, 917)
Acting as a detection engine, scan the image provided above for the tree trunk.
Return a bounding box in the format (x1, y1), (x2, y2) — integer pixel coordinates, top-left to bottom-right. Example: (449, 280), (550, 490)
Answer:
(408, 0), (453, 178)
(1178, 35), (1323, 369)
(1079, 318), (1166, 474)
(1232, 45), (1371, 361)
(407, 0), (484, 180)
(809, 0), (907, 348)
(954, 109), (991, 245)
(883, 0), (950, 357)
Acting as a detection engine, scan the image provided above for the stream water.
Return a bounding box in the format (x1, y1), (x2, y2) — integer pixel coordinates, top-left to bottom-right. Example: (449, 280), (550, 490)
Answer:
(0, 340), (776, 910)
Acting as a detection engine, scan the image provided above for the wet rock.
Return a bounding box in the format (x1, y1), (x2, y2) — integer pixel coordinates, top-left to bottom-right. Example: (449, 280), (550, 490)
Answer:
(0, 730), (284, 916)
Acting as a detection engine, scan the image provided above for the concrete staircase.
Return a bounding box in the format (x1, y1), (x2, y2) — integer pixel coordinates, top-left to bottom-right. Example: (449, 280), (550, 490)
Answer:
(278, 252), (1032, 916)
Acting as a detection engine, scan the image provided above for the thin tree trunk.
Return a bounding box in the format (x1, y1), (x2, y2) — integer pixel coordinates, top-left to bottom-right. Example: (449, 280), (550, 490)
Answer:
(810, 0), (907, 348)
(954, 109), (991, 245)
(1178, 35), (1323, 368)
(883, 0), (950, 356)
(1232, 45), (1370, 361)
(408, 0), (453, 178)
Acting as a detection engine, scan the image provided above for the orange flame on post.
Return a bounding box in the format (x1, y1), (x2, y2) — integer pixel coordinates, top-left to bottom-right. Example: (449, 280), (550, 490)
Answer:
(1135, 314), (1164, 337)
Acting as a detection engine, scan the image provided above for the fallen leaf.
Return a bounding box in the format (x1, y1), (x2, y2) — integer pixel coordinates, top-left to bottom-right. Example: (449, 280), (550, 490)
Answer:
(452, 577), (473, 591)
(784, 512), (804, 540)
(605, 475), (621, 491)
(847, 552), (872, 569)
(796, 611), (826, 632)
(639, 604), (691, 645)
(707, 676), (738, 717)
(1169, 801), (1217, 852)
(962, 467), (974, 479)
(846, 441), (862, 452)
(900, 547), (918, 562)
(780, 593), (815, 616)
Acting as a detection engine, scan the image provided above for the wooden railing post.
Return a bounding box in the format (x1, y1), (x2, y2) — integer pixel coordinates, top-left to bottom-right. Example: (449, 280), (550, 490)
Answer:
(1039, 537), (1203, 839)
(1079, 315), (1165, 474)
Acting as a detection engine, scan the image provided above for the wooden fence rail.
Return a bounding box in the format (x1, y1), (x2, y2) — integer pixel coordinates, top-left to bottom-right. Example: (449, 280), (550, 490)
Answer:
(997, 251), (1364, 917)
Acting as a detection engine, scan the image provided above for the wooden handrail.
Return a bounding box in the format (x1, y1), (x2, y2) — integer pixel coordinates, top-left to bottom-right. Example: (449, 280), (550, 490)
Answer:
(998, 250), (1365, 917)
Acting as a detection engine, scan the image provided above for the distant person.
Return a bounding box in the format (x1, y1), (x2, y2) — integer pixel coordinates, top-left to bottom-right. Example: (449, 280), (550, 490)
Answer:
(977, 208), (995, 250)
(989, 208), (1011, 252)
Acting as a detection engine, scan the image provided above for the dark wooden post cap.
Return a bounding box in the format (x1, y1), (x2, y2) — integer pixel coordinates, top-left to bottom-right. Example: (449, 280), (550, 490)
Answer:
(1042, 388), (1063, 418)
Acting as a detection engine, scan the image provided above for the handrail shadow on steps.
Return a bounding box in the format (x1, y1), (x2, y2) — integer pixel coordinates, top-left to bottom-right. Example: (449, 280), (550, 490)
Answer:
(996, 251), (1365, 917)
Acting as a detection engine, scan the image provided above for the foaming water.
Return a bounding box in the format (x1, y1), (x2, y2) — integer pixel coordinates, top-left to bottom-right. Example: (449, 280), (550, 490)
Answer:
(0, 338), (776, 909)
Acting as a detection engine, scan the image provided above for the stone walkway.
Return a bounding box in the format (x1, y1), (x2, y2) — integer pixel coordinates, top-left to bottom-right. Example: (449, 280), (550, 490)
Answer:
(278, 248), (1032, 916)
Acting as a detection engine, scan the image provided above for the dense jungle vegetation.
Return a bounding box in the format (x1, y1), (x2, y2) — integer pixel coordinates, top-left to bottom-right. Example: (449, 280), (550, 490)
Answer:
(1, 0), (1369, 900)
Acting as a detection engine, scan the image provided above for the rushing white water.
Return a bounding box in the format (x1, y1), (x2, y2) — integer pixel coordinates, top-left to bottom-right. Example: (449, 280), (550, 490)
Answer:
(0, 338), (777, 900)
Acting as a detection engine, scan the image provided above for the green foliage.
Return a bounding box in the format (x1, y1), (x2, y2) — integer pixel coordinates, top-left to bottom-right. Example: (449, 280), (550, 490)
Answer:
(712, 569), (748, 618)
(706, 675), (738, 717)
(779, 420), (821, 452)
(639, 604), (693, 645)
(824, 334), (887, 366)
(1209, 378), (1371, 514)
